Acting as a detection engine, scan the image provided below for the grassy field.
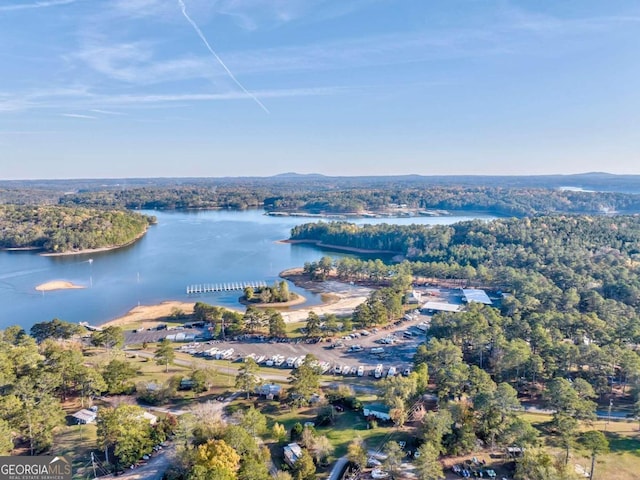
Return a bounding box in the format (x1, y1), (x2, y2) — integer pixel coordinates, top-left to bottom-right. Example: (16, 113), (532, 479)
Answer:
(518, 411), (640, 480)
(52, 420), (98, 478)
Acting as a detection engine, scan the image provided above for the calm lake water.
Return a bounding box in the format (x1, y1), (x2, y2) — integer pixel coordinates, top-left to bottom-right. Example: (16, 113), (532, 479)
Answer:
(0, 209), (495, 330)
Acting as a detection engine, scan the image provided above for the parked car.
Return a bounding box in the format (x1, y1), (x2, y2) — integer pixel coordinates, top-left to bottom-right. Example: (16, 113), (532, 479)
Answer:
(372, 469), (390, 479)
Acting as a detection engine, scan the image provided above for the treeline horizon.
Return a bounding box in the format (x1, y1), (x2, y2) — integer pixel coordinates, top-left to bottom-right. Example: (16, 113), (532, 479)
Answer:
(1, 174), (640, 216)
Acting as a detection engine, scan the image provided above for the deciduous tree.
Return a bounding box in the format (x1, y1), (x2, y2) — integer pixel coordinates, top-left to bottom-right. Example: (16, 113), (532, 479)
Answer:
(97, 404), (153, 468)
(346, 436), (367, 468)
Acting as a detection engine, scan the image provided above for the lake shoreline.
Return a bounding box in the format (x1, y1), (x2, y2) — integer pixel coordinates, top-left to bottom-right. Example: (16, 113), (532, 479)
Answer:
(39, 229), (149, 257)
(279, 238), (399, 255)
(2, 208), (491, 330)
(99, 271), (372, 330)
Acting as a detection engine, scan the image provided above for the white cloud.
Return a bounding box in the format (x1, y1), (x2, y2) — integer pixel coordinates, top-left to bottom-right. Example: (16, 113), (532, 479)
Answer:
(94, 85), (349, 105)
(0, 85), (350, 114)
(61, 113), (97, 119)
(90, 109), (126, 115)
(109, 0), (170, 18)
(498, 4), (640, 36)
(72, 41), (213, 84)
(0, 0), (80, 12)
(106, 0), (380, 30)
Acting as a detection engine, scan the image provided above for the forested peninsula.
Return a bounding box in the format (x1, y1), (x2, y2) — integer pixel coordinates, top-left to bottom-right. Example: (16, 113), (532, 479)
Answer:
(292, 216), (640, 343)
(0, 205), (155, 253)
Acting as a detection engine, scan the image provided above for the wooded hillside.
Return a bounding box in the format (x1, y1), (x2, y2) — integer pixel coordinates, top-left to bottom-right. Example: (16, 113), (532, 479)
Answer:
(0, 205), (155, 253)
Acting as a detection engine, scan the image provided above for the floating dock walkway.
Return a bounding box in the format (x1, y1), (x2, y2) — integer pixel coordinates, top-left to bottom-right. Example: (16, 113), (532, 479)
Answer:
(186, 281), (267, 295)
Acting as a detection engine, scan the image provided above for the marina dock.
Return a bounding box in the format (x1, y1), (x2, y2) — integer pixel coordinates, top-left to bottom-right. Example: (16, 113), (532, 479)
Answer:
(186, 281), (267, 295)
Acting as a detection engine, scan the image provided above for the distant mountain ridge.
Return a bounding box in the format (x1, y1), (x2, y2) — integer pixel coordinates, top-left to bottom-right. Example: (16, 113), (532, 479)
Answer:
(1, 172), (640, 195)
(271, 172), (327, 179)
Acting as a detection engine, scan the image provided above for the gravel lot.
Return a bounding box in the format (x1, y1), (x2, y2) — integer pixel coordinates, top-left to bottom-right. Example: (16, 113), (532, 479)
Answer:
(122, 286), (467, 377)
(136, 313), (435, 378)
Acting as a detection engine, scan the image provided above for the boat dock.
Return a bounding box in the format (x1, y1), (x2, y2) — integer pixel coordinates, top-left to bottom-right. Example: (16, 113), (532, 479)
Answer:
(186, 281), (267, 295)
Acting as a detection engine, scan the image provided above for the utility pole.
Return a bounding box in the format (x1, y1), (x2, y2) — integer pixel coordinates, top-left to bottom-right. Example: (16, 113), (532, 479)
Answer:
(91, 452), (97, 479)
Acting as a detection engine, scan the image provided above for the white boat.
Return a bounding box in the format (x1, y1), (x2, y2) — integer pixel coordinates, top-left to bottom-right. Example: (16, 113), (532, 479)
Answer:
(357, 366), (364, 376)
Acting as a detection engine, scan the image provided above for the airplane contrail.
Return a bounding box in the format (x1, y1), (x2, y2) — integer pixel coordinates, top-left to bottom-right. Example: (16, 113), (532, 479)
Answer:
(177, 0), (270, 114)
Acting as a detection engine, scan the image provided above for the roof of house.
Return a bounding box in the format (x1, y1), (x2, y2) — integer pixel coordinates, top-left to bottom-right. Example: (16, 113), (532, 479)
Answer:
(363, 403), (390, 414)
(72, 409), (97, 424)
(284, 443), (303, 465)
(257, 383), (282, 395)
(421, 301), (464, 312)
(142, 412), (158, 424)
(461, 289), (492, 305)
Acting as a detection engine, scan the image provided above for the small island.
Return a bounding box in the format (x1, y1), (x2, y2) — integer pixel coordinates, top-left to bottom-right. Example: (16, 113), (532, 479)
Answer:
(239, 280), (306, 308)
(35, 280), (85, 292)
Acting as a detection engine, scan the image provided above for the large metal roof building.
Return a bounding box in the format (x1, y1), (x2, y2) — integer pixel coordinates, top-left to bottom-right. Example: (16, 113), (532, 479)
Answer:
(461, 288), (492, 305)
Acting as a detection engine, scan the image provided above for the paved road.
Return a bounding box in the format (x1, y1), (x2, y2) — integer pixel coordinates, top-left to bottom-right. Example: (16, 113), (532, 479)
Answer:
(328, 456), (349, 480)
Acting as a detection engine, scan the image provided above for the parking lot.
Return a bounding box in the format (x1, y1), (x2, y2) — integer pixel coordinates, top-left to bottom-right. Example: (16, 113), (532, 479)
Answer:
(159, 311), (433, 378)
(118, 287), (468, 378)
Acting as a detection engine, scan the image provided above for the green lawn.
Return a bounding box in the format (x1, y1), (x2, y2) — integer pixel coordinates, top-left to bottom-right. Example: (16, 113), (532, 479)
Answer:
(319, 410), (395, 457)
(518, 412), (640, 480)
(52, 422), (98, 479)
(259, 402), (397, 458)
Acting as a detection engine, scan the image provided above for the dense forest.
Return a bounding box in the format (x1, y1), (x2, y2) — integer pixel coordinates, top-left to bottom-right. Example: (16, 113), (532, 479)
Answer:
(54, 185), (640, 216)
(0, 205), (155, 252)
(294, 215), (640, 475)
(2, 174), (640, 216)
(293, 215), (640, 347)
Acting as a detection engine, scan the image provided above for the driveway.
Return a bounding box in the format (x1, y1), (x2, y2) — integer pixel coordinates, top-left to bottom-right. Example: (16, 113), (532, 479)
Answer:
(328, 456), (349, 480)
(99, 444), (176, 480)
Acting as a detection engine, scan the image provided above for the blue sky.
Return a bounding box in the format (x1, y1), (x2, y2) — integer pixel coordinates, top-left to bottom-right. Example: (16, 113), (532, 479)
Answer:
(1, 0), (639, 179)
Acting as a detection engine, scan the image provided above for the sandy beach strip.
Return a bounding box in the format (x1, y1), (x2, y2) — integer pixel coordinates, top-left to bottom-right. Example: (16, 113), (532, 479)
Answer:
(100, 301), (198, 329)
(35, 280), (86, 292)
(99, 281), (372, 330)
